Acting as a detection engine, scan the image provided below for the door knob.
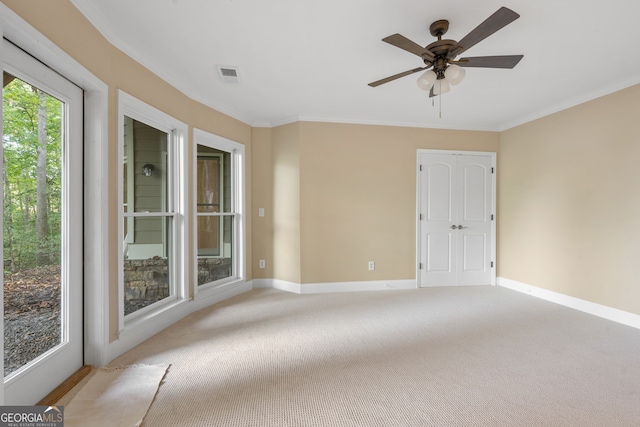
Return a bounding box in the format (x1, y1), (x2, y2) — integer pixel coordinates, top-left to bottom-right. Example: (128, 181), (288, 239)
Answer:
(450, 225), (457, 230)
(457, 225), (466, 229)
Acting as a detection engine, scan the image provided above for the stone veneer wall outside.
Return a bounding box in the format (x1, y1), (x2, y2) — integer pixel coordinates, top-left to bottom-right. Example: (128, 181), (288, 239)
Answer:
(197, 257), (232, 285)
(123, 257), (169, 315)
(124, 257), (233, 314)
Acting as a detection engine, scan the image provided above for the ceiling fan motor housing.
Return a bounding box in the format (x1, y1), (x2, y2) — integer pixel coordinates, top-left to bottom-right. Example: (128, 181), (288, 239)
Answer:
(425, 40), (457, 69)
(426, 19), (458, 74)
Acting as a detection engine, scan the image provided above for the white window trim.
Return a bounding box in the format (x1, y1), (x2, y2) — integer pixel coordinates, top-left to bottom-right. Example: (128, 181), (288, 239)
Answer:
(117, 90), (189, 336)
(193, 128), (246, 298)
(123, 116), (135, 250)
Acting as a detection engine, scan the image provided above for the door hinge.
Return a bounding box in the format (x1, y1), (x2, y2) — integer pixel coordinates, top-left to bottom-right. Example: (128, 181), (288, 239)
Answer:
(419, 213), (423, 220)
(491, 167), (494, 173)
(419, 164), (423, 171)
(491, 214), (494, 221)
(491, 261), (494, 268)
(419, 263), (423, 269)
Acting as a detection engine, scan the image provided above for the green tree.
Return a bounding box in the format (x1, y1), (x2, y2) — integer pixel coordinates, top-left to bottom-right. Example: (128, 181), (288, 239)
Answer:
(3, 73), (62, 271)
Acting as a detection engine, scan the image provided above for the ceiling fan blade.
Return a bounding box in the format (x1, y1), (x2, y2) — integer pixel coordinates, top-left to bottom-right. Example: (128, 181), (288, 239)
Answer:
(368, 66), (430, 87)
(382, 34), (435, 61)
(447, 7), (520, 58)
(457, 55), (523, 69)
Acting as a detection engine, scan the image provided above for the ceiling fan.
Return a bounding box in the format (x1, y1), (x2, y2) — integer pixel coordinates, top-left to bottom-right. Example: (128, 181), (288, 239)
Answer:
(368, 7), (523, 96)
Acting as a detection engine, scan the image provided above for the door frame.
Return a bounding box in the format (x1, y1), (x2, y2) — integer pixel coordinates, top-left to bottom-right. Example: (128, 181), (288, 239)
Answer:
(416, 149), (497, 287)
(2, 38), (85, 405)
(1, 3), (110, 404)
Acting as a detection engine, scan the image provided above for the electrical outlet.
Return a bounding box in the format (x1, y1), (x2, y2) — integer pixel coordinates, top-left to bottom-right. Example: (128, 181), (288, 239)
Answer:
(258, 208), (265, 217)
(259, 259), (266, 269)
(368, 261), (375, 271)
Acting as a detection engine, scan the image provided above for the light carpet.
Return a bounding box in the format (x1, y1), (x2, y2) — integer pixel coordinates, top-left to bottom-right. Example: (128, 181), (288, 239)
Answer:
(63, 364), (168, 427)
(106, 286), (640, 426)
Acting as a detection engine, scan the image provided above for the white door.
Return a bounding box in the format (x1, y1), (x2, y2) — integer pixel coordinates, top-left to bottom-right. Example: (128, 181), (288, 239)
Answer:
(2, 40), (83, 404)
(417, 150), (495, 287)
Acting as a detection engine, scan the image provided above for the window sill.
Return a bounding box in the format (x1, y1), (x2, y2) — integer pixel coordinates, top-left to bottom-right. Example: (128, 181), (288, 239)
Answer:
(119, 297), (190, 338)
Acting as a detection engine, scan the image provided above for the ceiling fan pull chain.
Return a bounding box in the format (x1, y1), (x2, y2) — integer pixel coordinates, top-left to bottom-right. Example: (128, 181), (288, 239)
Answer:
(439, 81), (442, 119)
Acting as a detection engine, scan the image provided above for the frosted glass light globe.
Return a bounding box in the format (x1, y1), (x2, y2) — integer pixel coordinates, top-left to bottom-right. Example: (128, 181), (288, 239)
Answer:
(444, 64), (466, 85)
(432, 78), (450, 95)
(416, 70), (437, 91)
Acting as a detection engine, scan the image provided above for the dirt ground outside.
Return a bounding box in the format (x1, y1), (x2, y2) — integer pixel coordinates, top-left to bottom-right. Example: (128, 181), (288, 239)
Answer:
(3, 265), (61, 377)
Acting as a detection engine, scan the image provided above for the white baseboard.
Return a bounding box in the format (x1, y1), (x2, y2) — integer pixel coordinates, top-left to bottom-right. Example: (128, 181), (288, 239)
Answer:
(498, 277), (640, 330)
(254, 278), (302, 293)
(301, 279), (416, 294)
(251, 278), (272, 289)
(253, 279), (417, 294)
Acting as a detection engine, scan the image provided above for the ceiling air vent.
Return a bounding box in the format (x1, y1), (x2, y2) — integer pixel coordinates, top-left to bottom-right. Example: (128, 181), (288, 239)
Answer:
(217, 65), (240, 83)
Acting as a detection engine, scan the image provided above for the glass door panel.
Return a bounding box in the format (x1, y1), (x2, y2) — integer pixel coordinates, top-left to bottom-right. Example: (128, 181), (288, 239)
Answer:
(3, 73), (64, 376)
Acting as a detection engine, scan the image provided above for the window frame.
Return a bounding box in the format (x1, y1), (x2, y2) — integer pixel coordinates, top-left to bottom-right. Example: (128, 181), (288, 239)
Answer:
(117, 90), (188, 334)
(193, 128), (246, 296)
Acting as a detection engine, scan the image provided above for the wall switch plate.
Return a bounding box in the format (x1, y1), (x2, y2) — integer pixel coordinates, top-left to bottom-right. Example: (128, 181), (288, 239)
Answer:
(368, 261), (375, 271)
(258, 208), (265, 217)
(259, 259), (266, 269)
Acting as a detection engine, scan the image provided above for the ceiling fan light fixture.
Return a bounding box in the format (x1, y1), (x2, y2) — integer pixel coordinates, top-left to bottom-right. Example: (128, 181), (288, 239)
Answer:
(432, 78), (450, 95)
(416, 70), (437, 91)
(444, 64), (465, 85)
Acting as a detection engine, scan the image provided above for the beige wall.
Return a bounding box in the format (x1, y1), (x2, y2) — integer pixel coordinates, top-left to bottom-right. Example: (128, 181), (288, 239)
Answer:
(2, 0), (254, 341)
(499, 84), (640, 315)
(251, 122), (499, 286)
(298, 122), (499, 285)
(251, 128), (274, 279)
(271, 123), (302, 283)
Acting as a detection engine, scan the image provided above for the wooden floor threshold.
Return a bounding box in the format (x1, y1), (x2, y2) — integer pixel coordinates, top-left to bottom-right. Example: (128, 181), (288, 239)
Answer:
(37, 365), (94, 406)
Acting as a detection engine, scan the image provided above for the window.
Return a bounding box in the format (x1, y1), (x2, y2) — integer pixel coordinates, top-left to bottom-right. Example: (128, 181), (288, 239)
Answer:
(193, 129), (245, 291)
(118, 91), (187, 330)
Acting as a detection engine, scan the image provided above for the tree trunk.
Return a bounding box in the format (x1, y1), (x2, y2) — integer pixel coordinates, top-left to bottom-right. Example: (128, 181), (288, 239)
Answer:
(36, 89), (49, 266)
(3, 155), (16, 272)
(24, 195), (30, 222)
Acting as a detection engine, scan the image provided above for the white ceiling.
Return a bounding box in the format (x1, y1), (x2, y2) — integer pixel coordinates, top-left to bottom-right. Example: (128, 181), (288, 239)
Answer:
(70, 0), (640, 131)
